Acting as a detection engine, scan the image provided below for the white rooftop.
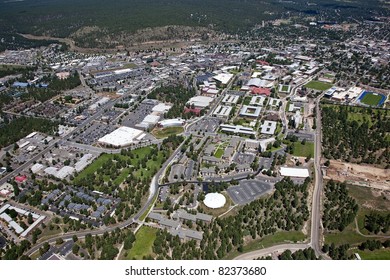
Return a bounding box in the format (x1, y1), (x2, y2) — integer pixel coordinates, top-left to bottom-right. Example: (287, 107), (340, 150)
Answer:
(213, 73), (234, 85)
(280, 167), (310, 178)
(98, 126), (144, 147)
(204, 193), (226, 209)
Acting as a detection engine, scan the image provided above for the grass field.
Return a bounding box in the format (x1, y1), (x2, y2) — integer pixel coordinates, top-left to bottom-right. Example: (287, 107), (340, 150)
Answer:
(360, 93), (383, 106)
(347, 185), (390, 235)
(125, 226), (157, 260)
(73, 146), (162, 186)
(355, 248), (390, 260)
(214, 148), (224, 158)
(152, 127), (183, 139)
(292, 142), (314, 158)
(305, 81), (333, 91)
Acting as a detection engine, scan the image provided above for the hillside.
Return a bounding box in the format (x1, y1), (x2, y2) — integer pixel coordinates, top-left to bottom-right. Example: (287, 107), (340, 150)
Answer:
(0, 0), (388, 48)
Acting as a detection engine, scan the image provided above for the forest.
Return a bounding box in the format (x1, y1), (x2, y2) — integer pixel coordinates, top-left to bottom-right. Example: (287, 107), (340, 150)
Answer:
(0, 0), (385, 48)
(322, 180), (358, 232)
(321, 104), (390, 167)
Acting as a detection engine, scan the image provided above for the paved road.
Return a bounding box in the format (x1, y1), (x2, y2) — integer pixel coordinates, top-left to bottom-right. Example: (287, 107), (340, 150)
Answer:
(233, 243), (310, 260)
(310, 93), (325, 256)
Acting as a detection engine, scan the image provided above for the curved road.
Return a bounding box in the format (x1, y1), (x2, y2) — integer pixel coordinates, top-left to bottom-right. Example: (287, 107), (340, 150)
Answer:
(233, 243), (310, 260)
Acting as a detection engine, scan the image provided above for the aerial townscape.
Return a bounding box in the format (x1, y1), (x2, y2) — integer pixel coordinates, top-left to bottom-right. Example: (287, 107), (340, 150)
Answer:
(0, 0), (389, 261)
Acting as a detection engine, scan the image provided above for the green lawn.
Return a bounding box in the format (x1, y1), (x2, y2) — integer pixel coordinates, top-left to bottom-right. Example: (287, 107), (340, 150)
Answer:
(73, 154), (118, 183)
(355, 248), (390, 260)
(74, 146), (161, 186)
(347, 112), (373, 127)
(125, 226), (157, 260)
(152, 127), (184, 139)
(325, 229), (372, 246)
(214, 148), (224, 158)
(281, 85), (290, 92)
(360, 93), (383, 106)
(292, 142), (314, 158)
(305, 80), (333, 91)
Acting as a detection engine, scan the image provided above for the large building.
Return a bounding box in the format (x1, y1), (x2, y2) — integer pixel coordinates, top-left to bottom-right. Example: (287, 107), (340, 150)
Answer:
(187, 96), (214, 108)
(220, 124), (256, 136)
(240, 105), (262, 118)
(157, 118), (186, 128)
(213, 105), (232, 119)
(98, 126), (145, 147)
(260, 121), (277, 135)
(280, 167), (310, 178)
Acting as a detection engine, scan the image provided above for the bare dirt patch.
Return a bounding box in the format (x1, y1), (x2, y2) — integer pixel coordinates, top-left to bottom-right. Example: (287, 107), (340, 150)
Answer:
(324, 160), (390, 191)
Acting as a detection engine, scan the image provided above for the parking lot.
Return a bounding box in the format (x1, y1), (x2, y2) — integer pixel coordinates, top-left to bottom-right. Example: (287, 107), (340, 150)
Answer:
(259, 157), (273, 170)
(72, 122), (115, 145)
(227, 179), (273, 205)
(233, 152), (255, 165)
(287, 131), (314, 142)
(188, 117), (220, 133)
(121, 100), (156, 128)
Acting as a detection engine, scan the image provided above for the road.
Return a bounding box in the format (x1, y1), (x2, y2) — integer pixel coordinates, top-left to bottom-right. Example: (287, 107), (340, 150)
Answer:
(310, 93), (325, 257)
(233, 243), (310, 260)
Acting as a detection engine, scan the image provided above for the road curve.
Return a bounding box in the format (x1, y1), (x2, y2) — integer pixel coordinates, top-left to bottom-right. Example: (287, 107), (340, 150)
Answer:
(233, 243), (310, 260)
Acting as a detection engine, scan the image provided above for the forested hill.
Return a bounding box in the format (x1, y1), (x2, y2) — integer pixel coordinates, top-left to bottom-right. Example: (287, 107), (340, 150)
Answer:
(0, 0), (387, 39)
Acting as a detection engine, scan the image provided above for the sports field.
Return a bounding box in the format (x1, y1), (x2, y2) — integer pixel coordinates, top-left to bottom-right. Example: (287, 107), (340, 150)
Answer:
(304, 81), (333, 91)
(359, 92), (385, 106)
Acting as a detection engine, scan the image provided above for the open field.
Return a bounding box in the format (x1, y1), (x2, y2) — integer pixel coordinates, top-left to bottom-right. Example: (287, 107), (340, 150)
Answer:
(152, 127), (183, 139)
(355, 248), (390, 260)
(324, 224), (378, 246)
(292, 142), (314, 158)
(305, 80), (333, 91)
(125, 226), (157, 260)
(324, 160), (390, 190)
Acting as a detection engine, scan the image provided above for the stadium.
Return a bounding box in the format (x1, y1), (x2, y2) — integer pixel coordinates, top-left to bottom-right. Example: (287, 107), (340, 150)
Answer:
(357, 91), (387, 107)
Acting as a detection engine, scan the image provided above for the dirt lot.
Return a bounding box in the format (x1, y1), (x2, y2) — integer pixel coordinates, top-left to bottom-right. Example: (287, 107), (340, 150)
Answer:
(324, 160), (390, 191)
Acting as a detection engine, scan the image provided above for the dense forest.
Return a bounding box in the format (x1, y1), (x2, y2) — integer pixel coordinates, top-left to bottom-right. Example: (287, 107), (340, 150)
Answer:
(151, 178), (310, 259)
(321, 105), (390, 167)
(0, 0), (386, 47)
(322, 181), (358, 231)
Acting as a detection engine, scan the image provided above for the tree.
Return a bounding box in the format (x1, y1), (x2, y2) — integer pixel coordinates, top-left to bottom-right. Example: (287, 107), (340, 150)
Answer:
(72, 243), (80, 255)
